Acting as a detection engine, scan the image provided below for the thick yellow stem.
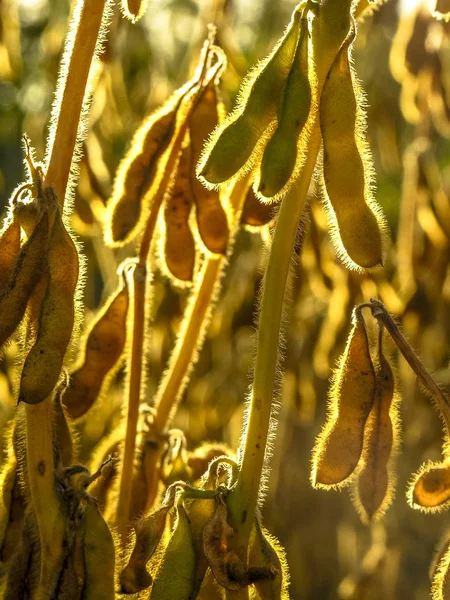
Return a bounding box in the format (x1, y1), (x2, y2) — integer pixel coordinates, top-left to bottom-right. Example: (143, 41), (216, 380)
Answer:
(44, 0), (109, 207)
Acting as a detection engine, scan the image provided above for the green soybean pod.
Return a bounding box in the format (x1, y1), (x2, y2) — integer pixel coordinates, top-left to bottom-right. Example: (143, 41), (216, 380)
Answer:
(19, 210), (79, 405)
(258, 18), (311, 200)
(320, 29), (386, 270)
(149, 505), (196, 600)
(198, 3), (305, 186)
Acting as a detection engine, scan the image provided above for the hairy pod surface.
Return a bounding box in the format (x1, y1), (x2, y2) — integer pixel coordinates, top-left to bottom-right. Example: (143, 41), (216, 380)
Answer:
(353, 348), (399, 523)
(82, 500), (115, 599)
(189, 80), (229, 253)
(149, 504), (196, 600)
(163, 145), (196, 283)
(19, 210), (79, 404)
(63, 277), (129, 419)
(198, 4), (304, 185)
(410, 462), (450, 511)
(0, 221), (20, 296)
(320, 29), (385, 270)
(106, 86), (190, 246)
(312, 310), (376, 488)
(248, 521), (289, 600)
(0, 212), (49, 348)
(120, 0), (149, 23)
(432, 536), (450, 600)
(258, 17), (311, 200)
(120, 505), (170, 594)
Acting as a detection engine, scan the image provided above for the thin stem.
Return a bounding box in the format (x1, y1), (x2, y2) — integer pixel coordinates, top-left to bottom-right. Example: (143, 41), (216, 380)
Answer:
(368, 298), (450, 435)
(115, 262), (147, 543)
(44, 0), (109, 207)
(153, 256), (223, 432)
(153, 176), (250, 434)
(227, 122), (321, 557)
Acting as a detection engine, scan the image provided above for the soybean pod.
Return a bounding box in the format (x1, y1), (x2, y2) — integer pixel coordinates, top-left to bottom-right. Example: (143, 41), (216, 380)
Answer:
(189, 80), (229, 254)
(0, 212), (49, 348)
(312, 309), (376, 488)
(198, 3), (305, 185)
(19, 210), (79, 405)
(258, 14), (311, 200)
(162, 145), (196, 283)
(320, 28), (385, 270)
(63, 273), (129, 419)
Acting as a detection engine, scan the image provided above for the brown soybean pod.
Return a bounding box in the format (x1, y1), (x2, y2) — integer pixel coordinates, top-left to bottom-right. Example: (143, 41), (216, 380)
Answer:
(0, 221), (20, 295)
(241, 186), (278, 228)
(107, 86), (191, 246)
(0, 212), (49, 348)
(119, 505), (170, 594)
(312, 310), (376, 488)
(320, 31), (384, 269)
(354, 350), (396, 522)
(163, 145), (196, 282)
(19, 211), (79, 405)
(63, 277), (129, 419)
(189, 80), (229, 254)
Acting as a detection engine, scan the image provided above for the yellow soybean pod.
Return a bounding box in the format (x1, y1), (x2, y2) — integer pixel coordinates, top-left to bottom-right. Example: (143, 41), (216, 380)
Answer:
(311, 309), (376, 488)
(163, 145), (196, 283)
(198, 4), (304, 185)
(63, 277), (129, 419)
(320, 29), (385, 270)
(106, 85), (191, 246)
(353, 351), (399, 523)
(0, 220), (20, 295)
(258, 19), (311, 200)
(0, 212), (49, 348)
(189, 80), (229, 254)
(19, 211), (79, 405)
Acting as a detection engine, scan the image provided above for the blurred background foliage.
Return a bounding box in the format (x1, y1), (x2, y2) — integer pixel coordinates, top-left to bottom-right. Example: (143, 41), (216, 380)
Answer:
(2, 0), (450, 598)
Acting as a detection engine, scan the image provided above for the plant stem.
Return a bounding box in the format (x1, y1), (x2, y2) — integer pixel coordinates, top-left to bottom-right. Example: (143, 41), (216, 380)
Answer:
(25, 402), (66, 598)
(115, 262), (147, 543)
(153, 176), (250, 434)
(153, 256), (223, 432)
(115, 108), (195, 539)
(368, 299), (450, 435)
(44, 0), (109, 207)
(227, 123), (321, 556)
